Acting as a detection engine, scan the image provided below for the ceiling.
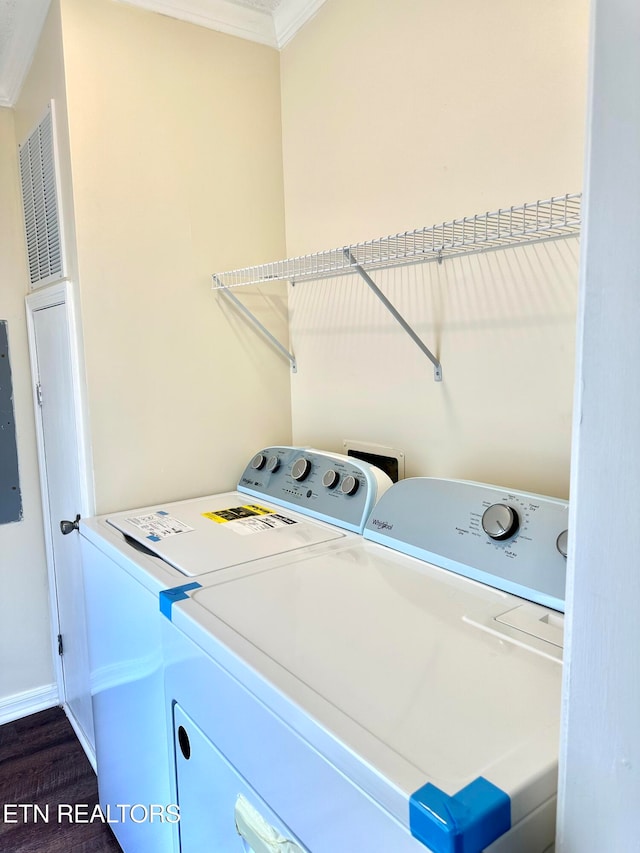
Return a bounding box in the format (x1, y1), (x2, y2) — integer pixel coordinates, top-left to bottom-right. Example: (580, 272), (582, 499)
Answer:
(0, 0), (324, 107)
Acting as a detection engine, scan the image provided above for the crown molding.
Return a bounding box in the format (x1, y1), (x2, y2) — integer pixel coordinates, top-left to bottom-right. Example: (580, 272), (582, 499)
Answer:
(116, 0), (276, 46)
(116, 0), (325, 49)
(273, 0), (326, 49)
(0, 0), (326, 107)
(0, 0), (50, 107)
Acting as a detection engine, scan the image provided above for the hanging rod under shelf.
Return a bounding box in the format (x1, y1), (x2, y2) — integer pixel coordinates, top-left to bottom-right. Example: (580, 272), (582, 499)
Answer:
(211, 192), (581, 290)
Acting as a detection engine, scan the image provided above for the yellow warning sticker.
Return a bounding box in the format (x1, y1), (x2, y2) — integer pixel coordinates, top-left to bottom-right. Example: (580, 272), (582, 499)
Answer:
(202, 504), (274, 524)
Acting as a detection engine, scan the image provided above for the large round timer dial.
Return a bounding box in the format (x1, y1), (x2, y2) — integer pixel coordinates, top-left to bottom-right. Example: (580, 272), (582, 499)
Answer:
(481, 503), (520, 541)
(291, 457), (311, 482)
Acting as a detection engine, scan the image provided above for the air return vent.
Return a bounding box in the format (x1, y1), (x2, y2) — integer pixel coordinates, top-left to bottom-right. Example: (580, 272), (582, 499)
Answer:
(18, 102), (65, 288)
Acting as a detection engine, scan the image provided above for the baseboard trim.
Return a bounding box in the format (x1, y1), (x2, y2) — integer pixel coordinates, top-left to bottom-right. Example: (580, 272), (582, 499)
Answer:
(0, 683), (59, 726)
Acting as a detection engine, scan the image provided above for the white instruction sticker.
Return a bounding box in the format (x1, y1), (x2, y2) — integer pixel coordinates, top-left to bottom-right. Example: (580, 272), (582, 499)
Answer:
(228, 513), (298, 536)
(125, 512), (194, 542)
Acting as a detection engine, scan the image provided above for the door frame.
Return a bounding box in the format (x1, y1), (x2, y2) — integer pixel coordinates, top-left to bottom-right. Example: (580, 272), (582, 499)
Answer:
(25, 279), (95, 759)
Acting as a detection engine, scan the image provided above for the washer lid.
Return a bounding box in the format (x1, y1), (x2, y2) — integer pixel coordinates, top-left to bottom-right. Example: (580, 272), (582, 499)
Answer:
(172, 542), (562, 825)
(106, 493), (344, 576)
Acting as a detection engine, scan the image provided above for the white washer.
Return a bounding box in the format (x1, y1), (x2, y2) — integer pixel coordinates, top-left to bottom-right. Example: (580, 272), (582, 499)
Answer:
(79, 446), (392, 853)
(162, 477), (568, 853)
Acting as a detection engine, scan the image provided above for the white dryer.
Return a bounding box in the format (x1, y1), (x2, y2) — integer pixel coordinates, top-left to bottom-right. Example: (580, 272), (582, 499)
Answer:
(79, 446), (392, 853)
(161, 477), (568, 853)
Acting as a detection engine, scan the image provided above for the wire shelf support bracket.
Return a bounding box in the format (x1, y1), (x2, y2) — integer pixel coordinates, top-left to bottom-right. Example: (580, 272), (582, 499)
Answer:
(344, 250), (442, 382)
(214, 277), (297, 373)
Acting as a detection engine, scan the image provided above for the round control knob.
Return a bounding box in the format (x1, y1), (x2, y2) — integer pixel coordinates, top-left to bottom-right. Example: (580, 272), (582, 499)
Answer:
(291, 457), (311, 482)
(250, 453), (266, 470)
(481, 504), (519, 541)
(340, 474), (359, 496)
(322, 469), (340, 489)
(266, 455), (280, 473)
(556, 529), (569, 559)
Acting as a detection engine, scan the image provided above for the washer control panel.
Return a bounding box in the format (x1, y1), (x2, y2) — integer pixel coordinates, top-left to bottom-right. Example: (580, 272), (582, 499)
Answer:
(365, 477), (569, 611)
(237, 447), (393, 534)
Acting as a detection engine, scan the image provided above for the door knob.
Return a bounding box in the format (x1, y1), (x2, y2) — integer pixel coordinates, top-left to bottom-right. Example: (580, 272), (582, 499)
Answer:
(60, 514), (81, 535)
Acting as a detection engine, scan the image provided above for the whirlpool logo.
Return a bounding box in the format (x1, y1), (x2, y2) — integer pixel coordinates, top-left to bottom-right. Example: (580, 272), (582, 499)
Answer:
(370, 518), (393, 531)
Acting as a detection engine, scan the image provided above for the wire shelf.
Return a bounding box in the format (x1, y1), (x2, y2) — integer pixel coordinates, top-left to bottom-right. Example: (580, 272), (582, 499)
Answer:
(212, 192), (581, 289)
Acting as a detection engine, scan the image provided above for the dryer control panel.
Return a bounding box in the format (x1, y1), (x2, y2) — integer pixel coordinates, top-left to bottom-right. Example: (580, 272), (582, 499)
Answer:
(237, 446), (392, 534)
(365, 477), (569, 611)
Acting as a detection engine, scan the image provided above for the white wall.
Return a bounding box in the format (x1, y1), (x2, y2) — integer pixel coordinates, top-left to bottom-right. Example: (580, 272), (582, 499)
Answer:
(281, 0), (589, 498)
(0, 107), (54, 711)
(59, 0), (292, 513)
(558, 0), (640, 846)
(281, 0), (588, 251)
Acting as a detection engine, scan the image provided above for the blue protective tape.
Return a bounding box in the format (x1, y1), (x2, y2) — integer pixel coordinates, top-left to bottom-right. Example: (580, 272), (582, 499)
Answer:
(156, 510), (169, 516)
(409, 777), (510, 853)
(159, 583), (202, 620)
(147, 535), (161, 542)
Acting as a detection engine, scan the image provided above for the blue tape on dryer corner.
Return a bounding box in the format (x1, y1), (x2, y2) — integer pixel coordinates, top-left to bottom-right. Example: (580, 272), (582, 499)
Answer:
(409, 777), (511, 853)
(159, 583), (202, 620)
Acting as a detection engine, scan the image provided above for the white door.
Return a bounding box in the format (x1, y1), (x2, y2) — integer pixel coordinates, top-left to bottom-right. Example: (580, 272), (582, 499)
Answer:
(30, 295), (94, 752)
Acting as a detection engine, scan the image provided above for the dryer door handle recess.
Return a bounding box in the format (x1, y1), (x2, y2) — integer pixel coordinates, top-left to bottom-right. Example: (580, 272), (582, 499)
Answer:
(60, 514), (81, 535)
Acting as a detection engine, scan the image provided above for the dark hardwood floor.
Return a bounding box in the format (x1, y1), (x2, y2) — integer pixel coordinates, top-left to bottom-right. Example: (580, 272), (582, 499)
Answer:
(0, 706), (122, 852)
